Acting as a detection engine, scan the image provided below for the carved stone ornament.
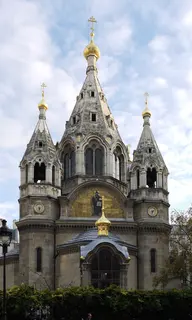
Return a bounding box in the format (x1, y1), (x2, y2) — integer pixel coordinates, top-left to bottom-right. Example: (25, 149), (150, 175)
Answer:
(34, 202), (45, 214)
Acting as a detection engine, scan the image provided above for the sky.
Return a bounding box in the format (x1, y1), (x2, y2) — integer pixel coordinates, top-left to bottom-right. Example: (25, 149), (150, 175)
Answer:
(0, 0), (192, 227)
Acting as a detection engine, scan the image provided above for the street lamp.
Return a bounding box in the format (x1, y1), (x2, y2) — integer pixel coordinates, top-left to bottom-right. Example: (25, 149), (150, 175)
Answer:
(0, 220), (12, 320)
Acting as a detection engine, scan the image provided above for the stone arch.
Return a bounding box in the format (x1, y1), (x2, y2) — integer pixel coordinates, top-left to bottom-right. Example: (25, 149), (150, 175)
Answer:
(83, 243), (129, 288)
(68, 180), (127, 203)
(68, 181), (127, 218)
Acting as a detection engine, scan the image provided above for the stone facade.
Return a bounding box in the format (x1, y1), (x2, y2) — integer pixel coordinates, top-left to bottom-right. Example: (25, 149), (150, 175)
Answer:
(0, 30), (171, 291)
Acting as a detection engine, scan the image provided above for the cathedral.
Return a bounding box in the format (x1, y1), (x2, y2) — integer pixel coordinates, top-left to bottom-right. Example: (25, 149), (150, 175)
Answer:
(0, 18), (171, 290)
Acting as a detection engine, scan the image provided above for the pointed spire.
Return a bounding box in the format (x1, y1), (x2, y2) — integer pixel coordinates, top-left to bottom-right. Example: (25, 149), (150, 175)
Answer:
(83, 16), (100, 61)
(21, 84), (55, 158)
(95, 196), (111, 236)
(131, 93), (167, 172)
(61, 17), (124, 147)
(142, 92), (152, 125)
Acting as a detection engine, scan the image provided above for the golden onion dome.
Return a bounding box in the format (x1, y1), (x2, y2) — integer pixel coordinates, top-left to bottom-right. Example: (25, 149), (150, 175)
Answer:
(95, 214), (111, 228)
(142, 106), (151, 118)
(38, 97), (48, 111)
(83, 37), (100, 60)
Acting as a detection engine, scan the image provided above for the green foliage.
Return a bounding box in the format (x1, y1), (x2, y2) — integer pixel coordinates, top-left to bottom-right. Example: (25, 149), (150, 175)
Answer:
(1, 284), (192, 320)
(153, 208), (192, 289)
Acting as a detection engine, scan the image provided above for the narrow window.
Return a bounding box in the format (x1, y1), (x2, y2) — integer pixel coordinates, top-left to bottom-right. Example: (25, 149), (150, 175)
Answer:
(150, 248), (156, 273)
(149, 148), (152, 153)
(95, 148), (103, 175)
(36, 247), (42, 272)
(85, 148), (93, 175)
(92, 113), (96, 122)
(73, 116), (76, 125)
(80, 92), (83, 99)
(119, 155), (124, 181)
(137, 169), (140, 188)
(52, 166), (55, 185)
(25, 164), (28, 183)
(64, 154), (69, 180)
(70, 151), (76, 176)
(34, 162), (46, 183)
(91, 91), (95, 97)
(39, 141), (43, 147)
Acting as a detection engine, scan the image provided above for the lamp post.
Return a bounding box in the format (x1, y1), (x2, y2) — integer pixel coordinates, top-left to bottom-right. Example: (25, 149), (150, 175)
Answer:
(0, 220), (12, 320)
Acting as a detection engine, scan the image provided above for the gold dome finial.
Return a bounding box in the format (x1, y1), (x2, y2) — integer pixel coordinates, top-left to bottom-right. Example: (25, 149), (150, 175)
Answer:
(83, 16), (100, 61)
(38, 82), (48, 110)
(142, 92), (151, 118)
(95, 196), (111, 236)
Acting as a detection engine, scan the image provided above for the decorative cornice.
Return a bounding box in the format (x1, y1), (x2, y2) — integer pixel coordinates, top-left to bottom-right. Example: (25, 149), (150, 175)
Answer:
(133, 199), (170, 207)
(129, 187), (169, 197)
(16, 218), (55, 231)
(137, 222), (171, 233)
(19, 182), (61, 191)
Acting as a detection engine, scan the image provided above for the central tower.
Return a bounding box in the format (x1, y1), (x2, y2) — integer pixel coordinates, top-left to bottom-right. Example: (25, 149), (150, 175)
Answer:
(59, 17), (129, 208)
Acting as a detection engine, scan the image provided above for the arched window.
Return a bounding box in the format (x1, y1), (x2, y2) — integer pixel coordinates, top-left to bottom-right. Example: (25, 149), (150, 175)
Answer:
(91, 247), (120, 288)
(95, 148), (103, 175)
(150, 248), (156, 273)
(113, 147), (124, 181)
(63, 147), (76, 180)
(36, 247), (42, 272)
(85, 148), (93, 175)
(25, 164), (28, 183)
(85, 145), (104, 176)
(70, 151), (76, 176)
(64, 154), (69, 180)
(52, 166), (55, 185)
(34, 162), (46, 183)
(147, 167), (157, 188)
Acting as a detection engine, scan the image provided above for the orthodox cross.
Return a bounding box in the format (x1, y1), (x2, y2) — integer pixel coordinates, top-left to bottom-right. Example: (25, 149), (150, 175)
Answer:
(144, 92), (149, 106)
(88, 16), (97, 40)
(41, 82), (47, 98)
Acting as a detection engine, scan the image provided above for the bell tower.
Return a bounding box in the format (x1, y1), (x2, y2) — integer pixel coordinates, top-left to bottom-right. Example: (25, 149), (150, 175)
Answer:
(128, 93), (171, 289)
(17, 84), (62, 289)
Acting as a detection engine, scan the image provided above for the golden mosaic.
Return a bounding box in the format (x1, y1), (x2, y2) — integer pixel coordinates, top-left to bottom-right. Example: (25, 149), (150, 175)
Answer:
(70, 186), (124, 218)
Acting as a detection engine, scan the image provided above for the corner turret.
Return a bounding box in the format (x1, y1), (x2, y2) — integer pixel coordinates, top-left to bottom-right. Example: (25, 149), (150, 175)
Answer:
(19, 84), (62, 202)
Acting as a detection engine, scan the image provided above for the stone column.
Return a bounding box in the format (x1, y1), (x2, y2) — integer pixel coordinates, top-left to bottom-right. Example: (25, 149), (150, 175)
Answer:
(28, 162), (34, 183)
(157, 171), (163, 188)
(20, 167), (25, 185)
(75, 147), (82, 174)
(163, 174), (168, 191)
(140, 169), (146, 187)
(131, 172), (136, 190)
(46, 163), (52, 183)
(107, 150), (113, 176)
